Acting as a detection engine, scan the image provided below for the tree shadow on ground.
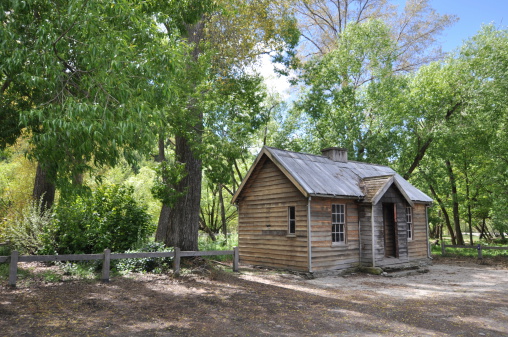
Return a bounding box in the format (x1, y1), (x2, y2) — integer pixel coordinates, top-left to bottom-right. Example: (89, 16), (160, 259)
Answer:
(0, 263), (507, 336)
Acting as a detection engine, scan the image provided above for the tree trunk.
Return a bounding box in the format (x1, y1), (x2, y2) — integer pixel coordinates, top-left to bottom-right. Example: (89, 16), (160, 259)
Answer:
(33, 162), (56, 211)
(154, 135), (174, 243)
(163, 134), (202, 251)
(403, 137), (433, 180)
(219, 183), (227, 242)
(464, 161), (474, 245)
(446, 160), (464, 245)
(429, 183), (456, 245)
(199, 219), (216, 241)
(403, 103), (461, 180)
(156, 204), (172, 242)
(156, 19), (205, 251)
(479, 217), (486, 240)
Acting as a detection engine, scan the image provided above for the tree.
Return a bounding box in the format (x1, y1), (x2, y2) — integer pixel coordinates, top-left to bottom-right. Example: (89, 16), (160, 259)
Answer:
(294, 19), (401, 161)
(0, 0), (182, 209)
(406, 25), (508, 243)
(294, 0), (456, 72)
(283, 0), (456, 163)
(153, 0), (299, 251)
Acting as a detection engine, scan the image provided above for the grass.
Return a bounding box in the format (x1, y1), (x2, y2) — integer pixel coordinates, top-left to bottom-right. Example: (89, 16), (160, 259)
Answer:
(431, 237), (508, 258)
(0, 262), (49, 285)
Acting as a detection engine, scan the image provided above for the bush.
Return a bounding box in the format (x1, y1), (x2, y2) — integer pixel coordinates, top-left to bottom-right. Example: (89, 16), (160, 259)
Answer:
(44, 184), (154, 254)
(114, 241), (173, 274)
(3, 198), (52, 254)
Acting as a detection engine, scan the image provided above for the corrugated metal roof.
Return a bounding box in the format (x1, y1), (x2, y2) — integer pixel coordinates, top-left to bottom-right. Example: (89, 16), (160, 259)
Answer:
(266, 147), (433, 203)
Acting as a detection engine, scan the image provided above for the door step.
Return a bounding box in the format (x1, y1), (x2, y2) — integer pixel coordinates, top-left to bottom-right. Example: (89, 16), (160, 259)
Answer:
(381, 267), (429, 278)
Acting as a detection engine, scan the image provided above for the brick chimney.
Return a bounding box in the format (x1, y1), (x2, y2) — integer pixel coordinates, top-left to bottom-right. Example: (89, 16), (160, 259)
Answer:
(321, 147), (348, 163)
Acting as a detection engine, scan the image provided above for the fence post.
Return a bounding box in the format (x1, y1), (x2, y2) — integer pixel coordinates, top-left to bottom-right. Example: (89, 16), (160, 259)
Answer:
(173, 247), (181, 275)
(8, 250), (19, 287)
(441, 241), (445, 255)
(233, 246), (239, 272)
(477, 244), (483, 260)
(102, 249), (111, 283)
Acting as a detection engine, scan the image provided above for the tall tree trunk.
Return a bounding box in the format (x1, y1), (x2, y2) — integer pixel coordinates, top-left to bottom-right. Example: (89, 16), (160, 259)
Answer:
(156, 19), (205, 250)
(479, 217), (486, 240)
(33, 162), (56, 211)
(219, 183), (227, 241)
(446, 160), (464, 245)
(429, 183), (456, 245)
(155, 135), (172, 243)
(403, 137), (433, 180)
(164, 134), (202, 251)
(463, 160), (474, 245)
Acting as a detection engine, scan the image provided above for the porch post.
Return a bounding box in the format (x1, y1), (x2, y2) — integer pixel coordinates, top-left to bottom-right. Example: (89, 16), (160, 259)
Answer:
(371, 205), (375, 267)
(307, 196), (312, 273)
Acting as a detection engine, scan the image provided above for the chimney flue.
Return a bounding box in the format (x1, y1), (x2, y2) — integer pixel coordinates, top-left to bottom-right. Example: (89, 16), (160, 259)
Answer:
(321, 147), (348, 162)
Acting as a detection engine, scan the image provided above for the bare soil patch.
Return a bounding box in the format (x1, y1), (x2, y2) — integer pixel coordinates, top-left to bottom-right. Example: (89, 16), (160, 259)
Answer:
(1, 257), (507, 336)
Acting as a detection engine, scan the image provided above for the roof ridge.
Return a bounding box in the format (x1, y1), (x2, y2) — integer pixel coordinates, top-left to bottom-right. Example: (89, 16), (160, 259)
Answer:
(265, 146), (393, 169)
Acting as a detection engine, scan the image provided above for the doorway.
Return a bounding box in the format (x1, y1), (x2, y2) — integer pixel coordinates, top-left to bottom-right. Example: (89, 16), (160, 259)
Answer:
(383, 203), (398, 258)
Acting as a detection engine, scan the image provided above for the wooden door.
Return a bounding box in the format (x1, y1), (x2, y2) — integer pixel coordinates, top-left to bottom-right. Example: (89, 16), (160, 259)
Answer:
(383, 203), (399, 258)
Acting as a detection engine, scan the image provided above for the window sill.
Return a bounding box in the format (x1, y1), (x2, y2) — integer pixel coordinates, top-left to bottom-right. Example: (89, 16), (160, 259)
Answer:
(286, 234), (296, 238)
(331, 242), (346, 247)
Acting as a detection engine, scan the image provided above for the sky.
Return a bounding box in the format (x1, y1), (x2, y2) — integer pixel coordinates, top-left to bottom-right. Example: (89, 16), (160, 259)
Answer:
(426, 0), (507, 52)
(260, 0), (508, 98)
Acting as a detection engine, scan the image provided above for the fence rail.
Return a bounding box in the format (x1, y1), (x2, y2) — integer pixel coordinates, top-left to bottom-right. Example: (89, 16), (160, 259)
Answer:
(440, 242), (508, 258)
(1, 246), (239, 287)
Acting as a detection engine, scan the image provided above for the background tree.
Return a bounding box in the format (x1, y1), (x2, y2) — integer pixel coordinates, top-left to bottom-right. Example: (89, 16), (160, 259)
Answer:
(0, 0), (182, 209)
(294, 0), (456, 70)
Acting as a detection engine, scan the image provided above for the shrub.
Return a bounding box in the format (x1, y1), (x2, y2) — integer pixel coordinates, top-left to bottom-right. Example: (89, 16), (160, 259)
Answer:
(3, 198), (52, 254)
(44, 184), (154, 254)
(114, 241), (173, 273)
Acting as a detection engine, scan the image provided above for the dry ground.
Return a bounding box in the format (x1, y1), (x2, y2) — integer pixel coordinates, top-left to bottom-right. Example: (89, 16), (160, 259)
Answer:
(1, 257), (507, 337)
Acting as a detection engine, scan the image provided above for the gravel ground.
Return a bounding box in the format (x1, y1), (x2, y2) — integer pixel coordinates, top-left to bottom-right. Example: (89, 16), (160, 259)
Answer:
(1, 257), (507, 336)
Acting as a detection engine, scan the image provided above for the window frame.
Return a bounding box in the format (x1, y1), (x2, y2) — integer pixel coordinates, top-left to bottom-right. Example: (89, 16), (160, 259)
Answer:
(331, 204), (346, 244)
(288, 206), (296, 236)
(406, 206), (413, 241)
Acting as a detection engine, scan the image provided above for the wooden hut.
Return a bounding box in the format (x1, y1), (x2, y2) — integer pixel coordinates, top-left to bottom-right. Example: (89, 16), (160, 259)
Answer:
(232, 147), (433, 275)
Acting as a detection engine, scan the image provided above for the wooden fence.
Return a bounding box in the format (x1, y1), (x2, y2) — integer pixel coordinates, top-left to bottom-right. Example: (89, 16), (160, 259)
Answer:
(0, 247), (239, 287)
(440, 242), (508, 258)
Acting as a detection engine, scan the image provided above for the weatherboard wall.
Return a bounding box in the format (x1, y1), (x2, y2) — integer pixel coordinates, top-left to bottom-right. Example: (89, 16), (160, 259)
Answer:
(407, 203), (429, 259)
(309, 197), (360, 272)
(236, 157), (309, 271)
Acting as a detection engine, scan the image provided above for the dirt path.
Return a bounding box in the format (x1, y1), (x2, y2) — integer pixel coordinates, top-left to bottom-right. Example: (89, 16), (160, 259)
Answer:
(1, 258), (507, 336)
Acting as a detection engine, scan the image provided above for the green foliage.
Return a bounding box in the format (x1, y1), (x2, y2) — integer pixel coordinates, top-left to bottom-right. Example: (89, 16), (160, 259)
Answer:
(0, 140), (37, 236)
(1, 0), (186, 188)
(200, 178), (237, 234)
(115, 241), (173, 274)
(292, 19), (400, 161)
(2, 198), (53, 255)
(44, 184), (153, 254)
(198, 233), (238, 262)
(58, 261), (101, 279)
(0, 244), (10, 256)
(151, 161), (187, 207)
(93, 160), (161, 223)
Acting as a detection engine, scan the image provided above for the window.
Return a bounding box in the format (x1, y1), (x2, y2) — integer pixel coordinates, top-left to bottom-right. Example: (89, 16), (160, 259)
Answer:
(288, 206), (296, 235)
(332, 204), (346, 243)
(406, 206), (413, 240)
